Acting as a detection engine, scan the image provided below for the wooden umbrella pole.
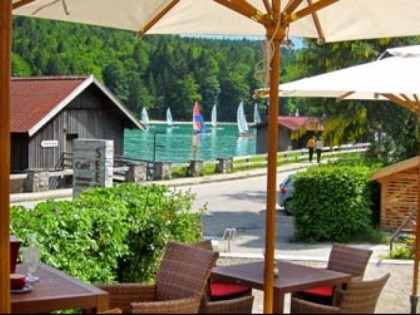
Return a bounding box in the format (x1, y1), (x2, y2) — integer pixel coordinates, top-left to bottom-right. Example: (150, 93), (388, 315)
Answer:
(0, 0), (12, 313)
(263, 29), (283, 314)
(411, 109), (420, 314)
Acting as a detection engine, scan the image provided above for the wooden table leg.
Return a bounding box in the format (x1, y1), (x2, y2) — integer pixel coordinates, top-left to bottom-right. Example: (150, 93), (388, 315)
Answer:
(274, 289), (284, 314)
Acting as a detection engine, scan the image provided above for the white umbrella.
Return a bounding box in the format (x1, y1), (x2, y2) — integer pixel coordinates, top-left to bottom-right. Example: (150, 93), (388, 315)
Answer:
(257, 45), (420, 104)
(4, 1), (420, 313)
(257, 44), (420, 313)
(11, 0), (420, 41)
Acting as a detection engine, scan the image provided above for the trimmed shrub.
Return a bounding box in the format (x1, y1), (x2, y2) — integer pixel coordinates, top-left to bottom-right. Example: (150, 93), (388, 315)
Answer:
(292, 165), (376, 243)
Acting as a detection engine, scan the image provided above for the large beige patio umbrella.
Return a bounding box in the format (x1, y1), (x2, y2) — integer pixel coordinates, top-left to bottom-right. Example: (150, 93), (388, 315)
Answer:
(4, 1), (420, 313)
(256, 45), (420, 313)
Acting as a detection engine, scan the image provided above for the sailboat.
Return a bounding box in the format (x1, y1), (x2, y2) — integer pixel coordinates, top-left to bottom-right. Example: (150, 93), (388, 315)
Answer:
(237, 101), (250, 137)
(192, 101), (207, 133)
(211, 103), (217, 128)
(253, 103), (262, 124)
(141, 107), (150, 126)
(166, 107), (174, 127)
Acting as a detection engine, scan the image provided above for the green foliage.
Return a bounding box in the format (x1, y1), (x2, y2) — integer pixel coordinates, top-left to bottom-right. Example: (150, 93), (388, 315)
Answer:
(386, 245), (414, 260)
(291, 164), (378, 243)
(10, 183), (206, 285)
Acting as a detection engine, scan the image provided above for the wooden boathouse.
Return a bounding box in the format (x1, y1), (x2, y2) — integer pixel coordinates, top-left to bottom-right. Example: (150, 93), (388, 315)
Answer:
(11, 75), (145, 173)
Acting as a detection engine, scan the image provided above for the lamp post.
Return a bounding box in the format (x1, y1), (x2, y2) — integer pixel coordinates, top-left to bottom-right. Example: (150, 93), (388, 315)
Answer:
(153, 131), (165, 162)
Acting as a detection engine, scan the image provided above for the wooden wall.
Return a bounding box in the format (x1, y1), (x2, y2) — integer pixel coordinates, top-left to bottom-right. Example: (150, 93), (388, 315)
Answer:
(256, 126), (291, 154)
(378, 167), (418, 231)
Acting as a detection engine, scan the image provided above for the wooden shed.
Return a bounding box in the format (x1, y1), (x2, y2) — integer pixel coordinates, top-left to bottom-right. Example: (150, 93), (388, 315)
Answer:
(11, 75), (145, 173)
(370, 156), (419, 231)
(254, 116), (324, 154)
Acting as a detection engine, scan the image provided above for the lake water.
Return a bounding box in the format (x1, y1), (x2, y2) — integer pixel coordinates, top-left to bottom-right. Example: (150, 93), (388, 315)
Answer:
(124, 123), (257, 163)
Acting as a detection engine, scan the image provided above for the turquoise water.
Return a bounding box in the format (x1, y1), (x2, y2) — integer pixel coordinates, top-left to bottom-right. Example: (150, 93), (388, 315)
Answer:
(124, 123), (256, 163)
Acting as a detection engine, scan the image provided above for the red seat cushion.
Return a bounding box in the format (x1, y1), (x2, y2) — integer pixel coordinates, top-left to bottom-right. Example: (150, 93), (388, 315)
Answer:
(209, 282), (252, 301)
(302, 285), (334, 297)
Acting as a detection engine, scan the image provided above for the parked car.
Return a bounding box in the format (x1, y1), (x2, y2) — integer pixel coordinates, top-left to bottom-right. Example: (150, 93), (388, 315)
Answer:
(278, 175), (294, 215)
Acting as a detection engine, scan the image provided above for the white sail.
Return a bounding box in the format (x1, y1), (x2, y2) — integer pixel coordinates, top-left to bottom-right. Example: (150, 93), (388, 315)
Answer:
(166, 107), (174, 127)
(141, 107), (150, 125)
(211, 104), (217, 128)
(237, 101), (249, 135)
(253, 103), (261, 124)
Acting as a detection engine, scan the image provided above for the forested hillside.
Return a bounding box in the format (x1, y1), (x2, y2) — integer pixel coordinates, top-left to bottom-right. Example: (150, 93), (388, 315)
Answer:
(11, 16), (296, 122)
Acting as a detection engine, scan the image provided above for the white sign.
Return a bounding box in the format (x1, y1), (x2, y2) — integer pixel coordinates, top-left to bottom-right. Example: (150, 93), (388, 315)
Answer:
(73, 139), (114, 198)
(41, 140), (58, 148)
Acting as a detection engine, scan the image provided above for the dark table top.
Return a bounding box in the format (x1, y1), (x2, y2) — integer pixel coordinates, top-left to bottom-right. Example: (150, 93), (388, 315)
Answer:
(11, 263), (108, 314)
(212, 260), (352, 293)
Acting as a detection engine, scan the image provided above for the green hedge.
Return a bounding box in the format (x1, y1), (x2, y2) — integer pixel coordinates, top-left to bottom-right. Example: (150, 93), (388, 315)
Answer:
(291, 165), (377, 243)
(10, 183), (206, 285)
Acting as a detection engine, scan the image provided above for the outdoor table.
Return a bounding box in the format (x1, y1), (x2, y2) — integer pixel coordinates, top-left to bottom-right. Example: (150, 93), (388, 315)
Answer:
(11, 263), (109, 314)
(211, 260), (352, 314)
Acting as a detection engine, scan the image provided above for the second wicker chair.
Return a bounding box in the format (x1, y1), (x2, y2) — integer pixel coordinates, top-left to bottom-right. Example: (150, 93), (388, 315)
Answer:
(192, 239), (254, 314)
(293, 243), (373, 305)
(291, 273), (391, 314)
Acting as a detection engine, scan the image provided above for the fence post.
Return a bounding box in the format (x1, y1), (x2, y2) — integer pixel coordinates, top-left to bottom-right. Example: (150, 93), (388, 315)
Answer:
(153, 162), (172, 180)
(24, 169), (49, 192)
(189, 160), (203, 177)
(216, 157), (233, 174)
(125, 163), (147, 183)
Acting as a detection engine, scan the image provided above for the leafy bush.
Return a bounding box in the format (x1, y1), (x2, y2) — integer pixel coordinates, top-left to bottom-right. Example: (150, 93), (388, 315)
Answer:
(291, 164), (379, 243)
(10, 183), (206, 285)
(386, 245), (414, 260)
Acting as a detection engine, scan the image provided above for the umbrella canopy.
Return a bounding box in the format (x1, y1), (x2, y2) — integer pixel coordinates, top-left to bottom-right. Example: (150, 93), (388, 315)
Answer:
(4, 1), (420, 313)
(256, 44), (420, 313)
(12, 0), (420, 41)
(257, 45), (420, 104)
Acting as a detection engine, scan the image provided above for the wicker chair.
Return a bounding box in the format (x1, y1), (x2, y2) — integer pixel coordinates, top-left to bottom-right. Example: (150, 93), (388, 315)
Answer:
(192, 240), (254, 314)
(98, 242), (218, 314)
(293, 244), (373, 305)
(291, 273), (390, 314)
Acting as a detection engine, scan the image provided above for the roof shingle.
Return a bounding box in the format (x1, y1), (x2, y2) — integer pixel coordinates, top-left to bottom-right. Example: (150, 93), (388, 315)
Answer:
(11, 76), (87, 133)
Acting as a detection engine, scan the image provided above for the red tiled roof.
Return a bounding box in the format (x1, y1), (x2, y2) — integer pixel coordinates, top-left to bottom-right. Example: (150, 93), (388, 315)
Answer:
(278, 116), (324, 131)
(11, 76), (88, 133)
(254, 116), (324, 131)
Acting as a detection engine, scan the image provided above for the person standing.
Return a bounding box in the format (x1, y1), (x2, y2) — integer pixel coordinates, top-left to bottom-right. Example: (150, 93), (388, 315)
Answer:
(316, 136), (323, 163)
(306, 136), (316, 163)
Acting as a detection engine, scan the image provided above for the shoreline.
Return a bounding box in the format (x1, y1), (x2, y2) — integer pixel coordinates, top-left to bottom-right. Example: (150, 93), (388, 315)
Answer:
(148, 120), (236, 125)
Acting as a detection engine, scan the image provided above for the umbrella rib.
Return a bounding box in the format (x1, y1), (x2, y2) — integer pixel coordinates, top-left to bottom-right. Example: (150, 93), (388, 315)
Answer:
(137, 0), (180, 37)
(283, 0), (338, 24)
(272, 0), (280, 15)
(337, 91), (355, 101)
(306, 0), (326, 43)
(215, 0), (265, 22)
(284, 0), (304, 15)
(382, 93), (418, 112)
(263, 0), (272, 12)
(12, 0), (34, 10)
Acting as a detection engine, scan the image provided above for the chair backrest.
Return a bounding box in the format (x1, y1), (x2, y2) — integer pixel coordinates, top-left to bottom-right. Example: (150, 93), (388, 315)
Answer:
(155, 241), (218, 302)
(339, 273), (390, 313)
(327, 244), (372, 278)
